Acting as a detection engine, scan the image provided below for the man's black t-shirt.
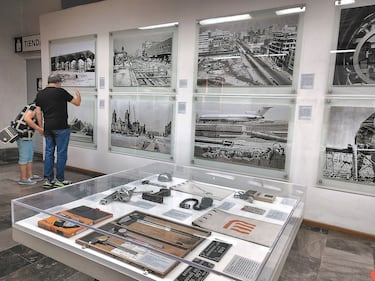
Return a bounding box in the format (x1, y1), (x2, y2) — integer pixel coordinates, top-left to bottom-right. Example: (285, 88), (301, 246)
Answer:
(35, 87), (73, 131)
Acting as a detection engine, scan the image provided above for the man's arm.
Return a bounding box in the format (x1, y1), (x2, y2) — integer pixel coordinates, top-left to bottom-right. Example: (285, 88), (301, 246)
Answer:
(24, 110), (43, 135)
(35, 106), (43, 130)
(70, 89), (81, 106)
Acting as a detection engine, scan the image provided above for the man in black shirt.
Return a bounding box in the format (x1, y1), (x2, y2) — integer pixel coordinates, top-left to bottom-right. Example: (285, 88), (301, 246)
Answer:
(35, 74), (81, 189)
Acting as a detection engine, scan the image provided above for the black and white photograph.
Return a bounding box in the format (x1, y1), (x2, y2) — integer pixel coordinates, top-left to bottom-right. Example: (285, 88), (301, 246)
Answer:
(333, 5), (375, 86)
(112, 29), (174, 87)
(68, 96), (95, 144)
(36, 78), (42, 91)
(194, 102), (291, 169)
(50, 36), (96, 87)
(323, 106), (375, 184)
(197, 14), (300, 88)
(110, 96), (173, 154)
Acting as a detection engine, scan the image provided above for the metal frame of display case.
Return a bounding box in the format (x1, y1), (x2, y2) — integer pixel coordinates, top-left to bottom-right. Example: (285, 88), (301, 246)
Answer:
(11, 162), (305, 281)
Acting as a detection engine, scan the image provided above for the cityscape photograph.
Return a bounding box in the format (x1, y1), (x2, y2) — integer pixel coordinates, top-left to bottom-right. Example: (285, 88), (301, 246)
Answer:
(197, 14), (300, 87)
(50, 36), (96, 87)
(68, 98), (95, 143)
(110, 97), (173, 154)
(323, 106), (375, 184)
(112, 30), (174, 87)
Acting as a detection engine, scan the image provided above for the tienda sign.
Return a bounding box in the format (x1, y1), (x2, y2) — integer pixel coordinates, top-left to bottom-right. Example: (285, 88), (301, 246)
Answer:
(15, 34), (41, 53)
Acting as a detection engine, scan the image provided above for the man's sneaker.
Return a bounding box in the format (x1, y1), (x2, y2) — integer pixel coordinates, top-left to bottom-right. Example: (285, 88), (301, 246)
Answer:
(53, 180), (65, 188)
(18, 178), (37, 185)
(30, 175), (43, 182)
(53, 180), (71, 188)
(43, 180), (54, 189)
(62, 180), (73, 185)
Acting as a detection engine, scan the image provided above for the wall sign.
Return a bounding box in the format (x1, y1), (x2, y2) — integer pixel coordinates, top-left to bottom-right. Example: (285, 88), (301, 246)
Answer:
(298, 105), (312, 120)
(14, 34), (41, 53)
(300, 73), (315, 89)
(14, 37), (22, 53)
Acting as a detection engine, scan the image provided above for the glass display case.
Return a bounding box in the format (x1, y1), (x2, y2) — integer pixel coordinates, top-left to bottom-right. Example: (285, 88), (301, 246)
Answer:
(11, 162), (305, 281)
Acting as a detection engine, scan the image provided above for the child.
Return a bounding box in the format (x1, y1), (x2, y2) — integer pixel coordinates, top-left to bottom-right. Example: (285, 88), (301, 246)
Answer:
(13, 102), (44, 185)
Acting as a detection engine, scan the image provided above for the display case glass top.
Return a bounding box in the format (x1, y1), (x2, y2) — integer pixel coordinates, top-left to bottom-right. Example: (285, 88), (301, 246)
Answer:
(12, 162), (305, 281)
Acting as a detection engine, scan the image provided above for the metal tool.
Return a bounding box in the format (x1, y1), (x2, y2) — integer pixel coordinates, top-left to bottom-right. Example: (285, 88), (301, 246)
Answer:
(116, 228), (164, 249)
(122, 213), (198, 239)
(89, 235), (138, 255)
(100, 186), (154, 205)
(141, 180), (168, 188)
(141, 188), (171, 203)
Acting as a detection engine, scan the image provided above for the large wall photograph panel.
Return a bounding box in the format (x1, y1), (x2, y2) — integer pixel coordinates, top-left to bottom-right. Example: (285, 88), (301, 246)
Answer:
(111, 27), (177, 90)
(322, 105), (375, 185)
(196, 12), (300, 89)
(110, 95), (174, 159)
(68, 94), (96, 147)
(193, 97), (292, 173)
(333, 5), (375, 86)
(50, 35), (96, 88)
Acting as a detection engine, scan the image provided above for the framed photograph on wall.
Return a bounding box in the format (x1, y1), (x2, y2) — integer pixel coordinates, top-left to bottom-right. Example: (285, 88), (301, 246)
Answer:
(109, 94), (174, 160)
(110, 27), (178, 91)
(319, 99), (375, 195)
(36, 78), (42, 91)
(196, 10), (302, 91)
(333, 5), (375, 86)
(50, 35), (96, 88)
(193, 96), (294, 178)
(322, 105), (375, 182)
(68, 93), (96, 147)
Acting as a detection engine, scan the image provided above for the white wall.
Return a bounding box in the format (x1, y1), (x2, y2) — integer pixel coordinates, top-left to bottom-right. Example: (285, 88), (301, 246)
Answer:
(27, 59), (43, 153)
(21, 0), (61, 35)
(39, 0), (375, 235)
(0, 0), (60, 149)
(0, 0), (26, 149)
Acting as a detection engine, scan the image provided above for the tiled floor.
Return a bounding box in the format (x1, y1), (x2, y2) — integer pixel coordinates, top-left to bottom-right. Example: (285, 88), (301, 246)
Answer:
(0, 160), (374, 280)
(0, 159), (94, 281)
(280, 225), (375, 281)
